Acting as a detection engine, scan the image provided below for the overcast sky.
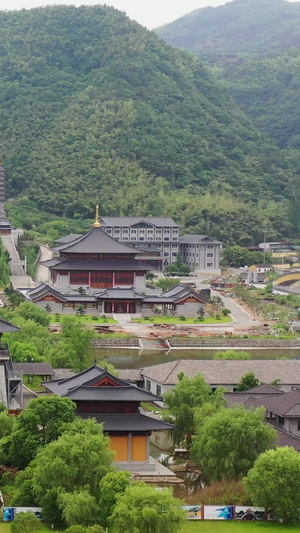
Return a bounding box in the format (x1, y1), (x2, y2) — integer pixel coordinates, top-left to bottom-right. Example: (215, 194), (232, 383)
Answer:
(0, 0), (229, 28)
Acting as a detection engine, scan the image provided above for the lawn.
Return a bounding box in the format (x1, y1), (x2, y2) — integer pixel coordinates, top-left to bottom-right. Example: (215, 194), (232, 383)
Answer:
(49, 315), (117, 324)
(133, 316), (233, 324)
(181, 522), (299, 532)
(23, 375), (45, 391)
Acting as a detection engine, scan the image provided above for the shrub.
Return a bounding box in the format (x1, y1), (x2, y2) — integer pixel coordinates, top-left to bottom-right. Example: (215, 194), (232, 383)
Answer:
(180, 480), (250, 506)
(222, 308), (231, 316)
(92, 316), (98, 321)
(65, 527), (86, 533)
(179, 316), (186, 321)
(101, 315), (107, 319)
(11, 512), (41, 533)
(215, 314), (221, 320)
(197, 316), (204, 322)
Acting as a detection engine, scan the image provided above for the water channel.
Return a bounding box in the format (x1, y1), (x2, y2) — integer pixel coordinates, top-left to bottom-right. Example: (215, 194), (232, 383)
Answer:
(94, 347), (300, 369)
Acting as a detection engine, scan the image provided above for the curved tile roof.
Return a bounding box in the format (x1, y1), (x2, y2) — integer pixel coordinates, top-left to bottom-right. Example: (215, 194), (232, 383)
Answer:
(54, 227), (139, 255)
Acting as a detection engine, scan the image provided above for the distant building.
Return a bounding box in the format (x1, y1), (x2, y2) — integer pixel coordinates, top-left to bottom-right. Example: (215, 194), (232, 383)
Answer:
(241, 264), (273, 285)
(259, 241), (295, 253)
(0, 317), (23, 411)
(179, 234), (222, 273)
(101, 217), (180, 269)
(0, 160), (12, 235)
(120, 359), (300, 395)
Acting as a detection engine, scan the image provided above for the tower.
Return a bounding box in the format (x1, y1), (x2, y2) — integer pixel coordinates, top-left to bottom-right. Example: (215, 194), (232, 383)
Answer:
(0, 159), (12, 235)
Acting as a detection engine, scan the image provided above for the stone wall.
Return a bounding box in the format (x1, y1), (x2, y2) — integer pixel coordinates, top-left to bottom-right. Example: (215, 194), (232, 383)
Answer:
(169, 338), (300, 348)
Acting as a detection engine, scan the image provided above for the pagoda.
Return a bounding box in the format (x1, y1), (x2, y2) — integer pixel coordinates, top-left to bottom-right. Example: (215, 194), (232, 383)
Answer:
(41, 206), (151, 308)
(43, 363), (174, 471)
(0, 159), (12, 235)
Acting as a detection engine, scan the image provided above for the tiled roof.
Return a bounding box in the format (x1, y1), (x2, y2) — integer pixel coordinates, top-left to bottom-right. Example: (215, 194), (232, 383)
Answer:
(179, 234), (223, 245)
(140, 360), (300, 386)
(48, 259), (150, 271)
(247, 383), (284, 394)
(25, 283), (67, 303)
(0, 317), (21, 334)
(55, 234), (83, 244)
(43, 364), (105, 395)
(255, 389), (300, 417)
(95, 288), (144, 300)
(276, 428), (300, 451)
(14, 362), (54, 376)
(119, 369), (143, 382)
(79, 412), (174, 432)
(65, 385), (162, 402)
(101, 217), (180, 228)
(53, 227), (139, 254)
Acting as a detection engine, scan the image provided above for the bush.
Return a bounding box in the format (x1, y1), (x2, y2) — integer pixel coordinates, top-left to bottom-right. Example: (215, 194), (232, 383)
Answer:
(215, 314), (221, 320)
(65, 527), (86, 533)
(181, 480), (250, 506)
(179, 316), (186, 321)
(92, 316), (98, 321)
(222, 308), (231, 316)
(197, 316), (204, 322)
(11, 512), (41, 533)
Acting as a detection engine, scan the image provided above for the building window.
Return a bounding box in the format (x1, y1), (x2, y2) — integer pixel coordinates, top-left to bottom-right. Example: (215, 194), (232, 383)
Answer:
(207, 245), (214, 249)
(70, 273), (89, 285)
(164, 237), (170, 241)
(278, 416), (284, 425)
(139, 237), (145, 241)
(115, 273), (134, 285)
(207, 253), (214, 257)
(206, 263), (213, 268)
(297, 420), (300, 431)
(156, 385), (162, 396)
(172, 252), (177, 257)
(146, 380), (151, 392)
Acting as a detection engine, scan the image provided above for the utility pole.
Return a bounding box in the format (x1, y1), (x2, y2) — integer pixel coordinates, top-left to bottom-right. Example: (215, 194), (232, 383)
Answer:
(263, 230), (267, 264)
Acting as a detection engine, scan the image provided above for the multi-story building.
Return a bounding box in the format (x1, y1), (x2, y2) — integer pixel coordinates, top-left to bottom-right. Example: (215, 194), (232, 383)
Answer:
(179, 234), (222, 273)
(101, 217), (180, 269)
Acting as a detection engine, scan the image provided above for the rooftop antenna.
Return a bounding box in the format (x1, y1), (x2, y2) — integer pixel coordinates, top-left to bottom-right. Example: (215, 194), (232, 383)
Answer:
(94, 204), (101, 228)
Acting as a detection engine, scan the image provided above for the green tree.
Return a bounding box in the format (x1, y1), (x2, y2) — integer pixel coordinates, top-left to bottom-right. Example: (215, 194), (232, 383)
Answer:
(191, 406), (276, 481)
(222, 246), (272, 267)
(11, 512), (41, 533)
(167, 252), (190, 275)
(30, 418), (113, 523)
(15, 302), (50, 327)
(237, 372), (260, 391)
(57, 317), (94, 371)
(0, 410), (15, 439)
(208, 295), (224, 316)
(1, 396), (76, 468)
(156, 278), (181, 292)
(213, 350), (251, 360)
(99, 471), (131, 528)
(246, 447), (300, 522)
(109, 482), (185, 533)
(164, 373), (223, 445)
(59, 490), (101, 527)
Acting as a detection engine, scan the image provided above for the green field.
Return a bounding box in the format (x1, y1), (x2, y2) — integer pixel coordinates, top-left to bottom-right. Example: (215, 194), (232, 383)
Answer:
(0, 522), (298, 532)
(182, 523), (299, 533)
(49, 315), (117, 324)
(133, 316), (233, 324)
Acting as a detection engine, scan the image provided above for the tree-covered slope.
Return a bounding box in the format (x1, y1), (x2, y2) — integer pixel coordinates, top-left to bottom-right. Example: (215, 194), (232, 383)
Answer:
(157, 0), (300, 150)
(0, 5), (298, 244)
(157, 0), (300, 62)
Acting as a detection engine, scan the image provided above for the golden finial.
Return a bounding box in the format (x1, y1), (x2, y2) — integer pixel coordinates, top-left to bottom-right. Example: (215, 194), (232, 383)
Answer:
(94, 204), (101, 227)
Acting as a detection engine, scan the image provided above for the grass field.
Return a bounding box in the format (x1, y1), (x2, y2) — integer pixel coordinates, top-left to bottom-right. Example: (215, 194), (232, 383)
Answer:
(0, 522), (298, 532)
(182, 523), (299, 532)
(133, 316), (233, 324)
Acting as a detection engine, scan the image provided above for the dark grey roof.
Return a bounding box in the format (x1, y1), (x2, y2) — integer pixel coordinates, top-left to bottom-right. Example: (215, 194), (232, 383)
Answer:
(43, 364), (105, 395)
(119, 369), (143, 382)
(247, 383), (284, 394)
(55, 234), (83, 244)
(79, 412), (174, 432)
(65, 385), (162, 402)
(179, 234), (223, 245)
(65, 295), (97, 302)
(14, 363), (54, 376)
(40, 258), (63, 268)
(48, 259), (150, 271)
(255, 389), (300, 417)
(95, 288), (144, 300)
(0, 317), (21, 334)
(54, 227), (139, 254)
(101, 217), (180, 228)
(161, 284), (209, 303)
(276, 428), (300, 451)
(25, 283), (67, 303)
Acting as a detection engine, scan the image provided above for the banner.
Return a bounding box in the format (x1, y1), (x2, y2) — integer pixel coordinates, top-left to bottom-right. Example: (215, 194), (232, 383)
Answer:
(203, 505), (235, 520)
(183, 505), (202, 520)
(4, 507), (43, 521)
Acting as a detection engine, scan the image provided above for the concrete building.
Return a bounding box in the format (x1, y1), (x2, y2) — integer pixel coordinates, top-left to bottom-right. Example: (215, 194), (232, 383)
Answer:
(100, 217), (180, 269)
(179, 234), (222, 274)
(120, 359), (300, 396)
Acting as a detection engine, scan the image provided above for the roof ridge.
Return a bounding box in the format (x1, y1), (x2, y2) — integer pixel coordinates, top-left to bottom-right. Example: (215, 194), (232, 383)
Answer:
(164, 359), (181, 384)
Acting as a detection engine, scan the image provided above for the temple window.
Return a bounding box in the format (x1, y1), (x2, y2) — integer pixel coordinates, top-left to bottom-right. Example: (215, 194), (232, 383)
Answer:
(70, 273), (89, 285)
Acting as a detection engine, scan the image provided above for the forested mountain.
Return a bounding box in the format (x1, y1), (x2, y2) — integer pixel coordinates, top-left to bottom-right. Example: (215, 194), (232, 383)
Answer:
(0, 5), (299, 244)
(157, 0), (300, 150)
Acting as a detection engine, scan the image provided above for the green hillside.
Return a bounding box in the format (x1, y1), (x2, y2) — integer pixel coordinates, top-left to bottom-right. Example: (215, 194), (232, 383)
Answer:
(0, 5), (298, 244)
(157, 0), (300, 151)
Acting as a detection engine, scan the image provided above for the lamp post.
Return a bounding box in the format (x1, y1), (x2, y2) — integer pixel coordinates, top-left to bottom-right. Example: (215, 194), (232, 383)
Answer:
(263, 230), (267, 265)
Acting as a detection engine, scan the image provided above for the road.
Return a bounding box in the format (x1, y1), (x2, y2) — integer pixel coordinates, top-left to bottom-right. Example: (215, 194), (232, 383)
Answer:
(35, 245), (53, 283)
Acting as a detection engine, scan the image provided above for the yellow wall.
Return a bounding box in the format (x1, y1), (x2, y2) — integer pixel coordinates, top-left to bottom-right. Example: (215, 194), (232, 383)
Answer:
(274, 271), (300, 285)
(272, 251), (295, 258)
(110, 436), (129, 461)
(132, 435), (148, 462)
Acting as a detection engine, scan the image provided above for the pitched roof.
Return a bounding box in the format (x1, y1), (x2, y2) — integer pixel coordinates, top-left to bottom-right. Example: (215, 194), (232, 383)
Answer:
(95, 288), (144, 300)
(276, 428), (300, 451)
(47, 259), (150, 271)
(255, 389), (300, 417)
(140, 360), (300, 386)
(179, 234), (223, 245)
(0, 317), (21, 334)
(55, 234), (83, 244)
(14, 362), (54, 376)
(53, 227), (139, 254)
(247, 383), (284, 394)
(101, 217), (180, 228)
(43, 364), (105, 394)
(25, 283), (67, 303)
(79, 412), (174, 432)
(64, 385), (162, 402)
